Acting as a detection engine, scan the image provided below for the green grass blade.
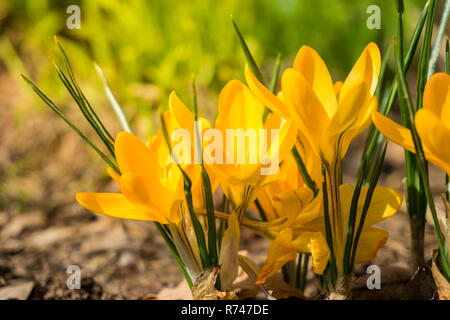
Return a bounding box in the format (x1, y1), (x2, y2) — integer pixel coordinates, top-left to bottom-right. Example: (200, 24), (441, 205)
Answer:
(154, 222), (193, 288)
(416, 0), (437, 110)
(263, 52), (282, 122)
(192, 79), (218, 265)
(343, 155), (368, 274)
(292, 147), (318, 196)
(55, 38), (115, 147)
(159, 111), (211, 268)
(231, 16), (264, 84)
(254, 199), (268, 221)
(94, 63), (132, 133)
(218, 194), (230, 252)
(427, 0), (450, 78)
(52, 62), (115, 158)
(322, 166), (337, 285)
(350, 144), (387, 269)
(22, 74), (120, 175)
(374, 44), (392, 98)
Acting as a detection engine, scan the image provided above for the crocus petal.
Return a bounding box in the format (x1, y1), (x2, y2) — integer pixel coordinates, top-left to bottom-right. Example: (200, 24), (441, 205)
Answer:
(293, 192), (324, 227)
(119, 172), (179, 223)
(334, 81), (343, 97)
(374, 110), (450, 173)
(372, 111), (416, 152)
(245, 64), (290, 119)
(339, 184), (402, 227)
(256, 228), (297, 284)
(423, 73), (450, 122)
(337, 96), (378, 163)
(339, 42), (380, 104)
(107, 167), (121, 182)
(169, 91), (195, 135)
(216, 79), (264, 132)
(354, 227), (388, 264)
(415, 109), (450, 175)
(76, 192), (158, 221)
(327, 81), (371, 140)
(115, 131), (157, 177)
(254, 189), (279, 221)
(281, 68), (329, 158)
(292, 230), (330, 275)
(265, 118), (298, 165)
(273, 187), (314, 224)
(293, 45), (337, 117)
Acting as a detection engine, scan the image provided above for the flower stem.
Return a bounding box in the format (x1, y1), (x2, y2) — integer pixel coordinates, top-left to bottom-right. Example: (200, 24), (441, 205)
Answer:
(325, 163), (344, 276)
(410, 215), (425, 269)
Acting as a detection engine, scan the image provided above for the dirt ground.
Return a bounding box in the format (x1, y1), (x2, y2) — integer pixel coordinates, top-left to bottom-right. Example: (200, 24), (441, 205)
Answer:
(0, 72), (444, 300)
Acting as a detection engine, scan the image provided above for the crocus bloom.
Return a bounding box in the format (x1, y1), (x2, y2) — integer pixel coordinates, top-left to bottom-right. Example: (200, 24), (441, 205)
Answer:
(153, 91), (217, 209)
(256, 184), (402, 284)
(77, 95), (216, 280)
(205, 79), (296, 289)
(207, 79), (297, 222)
(245, 43), (380, 168)
(76, 131), (185, 224)
(372, 73), (450, 175)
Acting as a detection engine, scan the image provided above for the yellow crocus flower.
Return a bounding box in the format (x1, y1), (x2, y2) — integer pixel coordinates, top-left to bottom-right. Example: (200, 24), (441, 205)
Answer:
(245, 43), (381, 168)
(76, 131), (185, 224)
(372, 73), (450, 175)
(207, 79), (297, 221)
(153, 91), (217, 209)
(256, 184), (402, 284)
(77, 90), (216, 224)
(77, 95), (217, 280)
(204, 79), (296, 289)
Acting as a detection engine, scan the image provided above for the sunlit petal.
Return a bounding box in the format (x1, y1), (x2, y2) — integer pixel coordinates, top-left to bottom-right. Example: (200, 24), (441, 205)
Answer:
(292, 230), (330, 275)
(76, 192), (159, 221)
(354, 227), (388, 264)
(423, 73), (450, 123)
(293, 45), (337, 117)
(256, 228), (297, 284)
(245, 65), (290, 119)
(416, 109), (450, 175)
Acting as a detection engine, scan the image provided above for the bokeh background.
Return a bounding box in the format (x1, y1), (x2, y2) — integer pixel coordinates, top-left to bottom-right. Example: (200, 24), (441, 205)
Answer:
(0, 0), (447, 299)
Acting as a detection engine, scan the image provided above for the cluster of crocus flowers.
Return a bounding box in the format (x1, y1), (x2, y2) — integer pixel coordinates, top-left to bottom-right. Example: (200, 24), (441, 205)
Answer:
(245, 42), (403, 294)
(38, 35), (407, 298)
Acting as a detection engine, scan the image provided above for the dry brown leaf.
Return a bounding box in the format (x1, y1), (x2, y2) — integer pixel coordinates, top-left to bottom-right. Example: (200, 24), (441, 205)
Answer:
(192, 265), (237, 300)
(431, 249), (450, 300)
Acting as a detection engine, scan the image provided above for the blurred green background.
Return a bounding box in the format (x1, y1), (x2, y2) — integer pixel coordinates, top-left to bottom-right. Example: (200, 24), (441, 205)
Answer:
(0, 0), (435, 215)
(0, 0), (427, 132)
